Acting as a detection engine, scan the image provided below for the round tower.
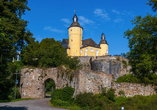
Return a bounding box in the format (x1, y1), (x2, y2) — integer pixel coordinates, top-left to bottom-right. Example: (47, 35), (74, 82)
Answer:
(99, 33), (108, 56)
(68, 14), (83, 56)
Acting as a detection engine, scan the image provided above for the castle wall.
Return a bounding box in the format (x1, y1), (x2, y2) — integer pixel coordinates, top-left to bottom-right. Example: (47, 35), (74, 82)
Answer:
(112, 82), (157, 97)
(91, 56), (131, 80)
(20, 67), (112, 99)
(20, 67), (156, 99)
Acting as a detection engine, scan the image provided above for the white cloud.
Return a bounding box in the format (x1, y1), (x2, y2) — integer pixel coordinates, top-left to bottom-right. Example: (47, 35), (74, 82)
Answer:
(114, 19), (123, 23)
(94, 9), (110, 20)
(61, 18), (70, 24)
(122, 11), (134, 16)
(112, 9), (120, 15)
(44, 26), (65, 33)
(78, 16), (94, 25)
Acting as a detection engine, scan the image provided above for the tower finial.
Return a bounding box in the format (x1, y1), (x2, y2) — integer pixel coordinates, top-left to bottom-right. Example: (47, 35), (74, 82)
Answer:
(74, 10), (76, 14)
(102, 30), (103, 33)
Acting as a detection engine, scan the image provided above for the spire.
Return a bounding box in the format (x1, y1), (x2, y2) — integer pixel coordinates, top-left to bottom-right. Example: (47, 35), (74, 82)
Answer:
(101, 33), (105, 40)
(73, 14), (78, 22)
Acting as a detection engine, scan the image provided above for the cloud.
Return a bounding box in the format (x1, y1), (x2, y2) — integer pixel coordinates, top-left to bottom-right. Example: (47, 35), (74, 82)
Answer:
(44, 26), (65, 33)
(94, 9), (110, 20)
(61, 18), (70, 24)
(114, 19), (123, 23)
(112, 9), (120, 15)
(122, 11), (134, 16)
(78, 16), (94, 25)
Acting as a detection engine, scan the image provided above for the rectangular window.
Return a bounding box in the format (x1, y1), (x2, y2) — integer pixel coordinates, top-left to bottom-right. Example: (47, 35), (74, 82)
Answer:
(86, 48), (88, 51)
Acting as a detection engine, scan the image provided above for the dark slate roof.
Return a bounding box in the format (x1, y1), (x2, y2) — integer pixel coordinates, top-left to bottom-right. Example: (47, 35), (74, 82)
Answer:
(99, 33), (108, 45)
(99, 39), (108, 44)
(61, 38), (100, 49)
(81, 38), (100, 48)
(68, 14), (83, 29)
(61, 39), (70, 49)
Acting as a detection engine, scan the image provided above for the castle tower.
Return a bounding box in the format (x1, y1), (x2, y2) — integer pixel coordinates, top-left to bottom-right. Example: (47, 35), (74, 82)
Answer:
(99, 33), (108, 56)
(68, 14), (83, 56)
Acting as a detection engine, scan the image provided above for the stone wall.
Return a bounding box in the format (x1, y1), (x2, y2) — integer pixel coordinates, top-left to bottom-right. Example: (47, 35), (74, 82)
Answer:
(91, 56), (131, 81)
(112, 82), (157, 97)
(20, 67), (112, 98)
(74, 70), (112, 96)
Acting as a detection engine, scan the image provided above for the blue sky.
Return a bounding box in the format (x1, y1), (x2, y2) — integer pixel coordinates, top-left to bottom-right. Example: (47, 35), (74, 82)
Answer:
(22, 0), (155, 56)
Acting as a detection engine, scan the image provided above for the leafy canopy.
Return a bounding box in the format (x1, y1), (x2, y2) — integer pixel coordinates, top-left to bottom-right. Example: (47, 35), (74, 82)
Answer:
(124, 0), (157, 76)
(21, 38), (80, 70)
(0, 0), (32, 100)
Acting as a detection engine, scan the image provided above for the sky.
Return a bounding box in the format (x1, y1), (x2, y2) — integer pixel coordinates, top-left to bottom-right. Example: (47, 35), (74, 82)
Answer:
(22, 0), (156, 56)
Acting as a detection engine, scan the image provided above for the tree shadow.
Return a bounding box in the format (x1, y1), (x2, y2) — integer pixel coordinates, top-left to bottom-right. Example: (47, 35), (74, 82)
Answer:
(0, 106), (28, 110)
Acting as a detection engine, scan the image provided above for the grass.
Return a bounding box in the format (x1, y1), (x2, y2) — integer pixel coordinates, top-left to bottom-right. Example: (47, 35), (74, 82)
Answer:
(0, 98), (33, 103)
(49, 94), (157, 110)
(49, 100), (81, 110)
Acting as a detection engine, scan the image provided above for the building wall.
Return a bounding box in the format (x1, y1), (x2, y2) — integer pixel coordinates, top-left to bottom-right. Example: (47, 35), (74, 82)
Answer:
(80, 46), (101, 56)
(100, 44), (108, 56)
(68, 27), (83, 56)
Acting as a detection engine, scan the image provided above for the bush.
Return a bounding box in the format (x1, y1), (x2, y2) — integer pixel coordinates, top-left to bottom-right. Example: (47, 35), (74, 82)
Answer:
(51, 89), (63, 101)
(51, 87), (74, 104)
(118, 90), (125, 97)
(75, 92), (93, 107)
(106, 88), (115, 102)
(51, 99), (70, 106)
(61, 87), (74, 101)
(8, 87), (20, 100)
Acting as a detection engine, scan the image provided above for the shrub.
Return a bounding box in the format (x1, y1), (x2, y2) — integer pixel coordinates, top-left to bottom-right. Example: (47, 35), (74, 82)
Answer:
(51, 99), (70, 106)
(8, 87), (20, 100)
(75, 92), (93, 107)
(106, 88), (115, 102)
(51, 87), (74, 103)
(118, 90), (125, 97)
(51, 89), (63, 101)
(61, 87), (74, 101)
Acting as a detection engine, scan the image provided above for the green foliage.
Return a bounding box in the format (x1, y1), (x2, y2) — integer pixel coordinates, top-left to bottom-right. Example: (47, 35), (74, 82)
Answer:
(8, 87), (20, 100)
(51, 99), (70, 106)
(122, 60), (127, 68)
(45, 79), (55, 92)
(51, 89), (63, 101)
(0, 0), (33, 100)
(7, 61), (24, 73)
(116, 73), (157, 86)
(116, 74), (140, 83)
(21, 38), (80, 70)
(146, 0), (157, 12)
(75, 93), (93, 107)
(118, 90), (125, 97)
(106, 88), (115, 102)
(51, 87), (74, 105)
(75, 89), (115, 109)
(124, 14), (157, 76)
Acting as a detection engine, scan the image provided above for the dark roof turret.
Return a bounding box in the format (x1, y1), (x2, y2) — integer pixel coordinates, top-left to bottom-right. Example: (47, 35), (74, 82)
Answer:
(68, 14), (83, 29)
(99, 33), (108, 45)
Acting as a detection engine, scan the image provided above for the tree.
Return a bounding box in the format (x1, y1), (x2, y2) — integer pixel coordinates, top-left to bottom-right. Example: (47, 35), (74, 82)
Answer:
(124, 14), (157, 76)
(147, 0), (157, 12)
(21, 38), (80, 69)
(0, 0), (32, 100)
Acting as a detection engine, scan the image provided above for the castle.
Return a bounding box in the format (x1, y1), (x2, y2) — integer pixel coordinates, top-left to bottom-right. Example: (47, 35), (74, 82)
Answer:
(61, 14), (108, 57)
